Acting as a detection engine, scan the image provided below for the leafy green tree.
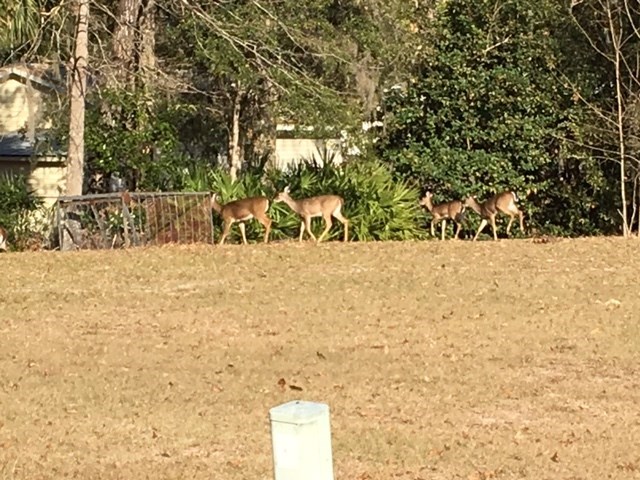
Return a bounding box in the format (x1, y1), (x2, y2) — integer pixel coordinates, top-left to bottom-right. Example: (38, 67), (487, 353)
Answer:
(0, 0), (71, 63)
(1, 0), (45, 61)
(157, 0), (420, 177)
(379, 0), (612, 235)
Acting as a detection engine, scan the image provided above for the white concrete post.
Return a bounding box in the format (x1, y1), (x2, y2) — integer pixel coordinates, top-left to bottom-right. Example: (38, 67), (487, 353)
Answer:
(269, 400), (334, 480)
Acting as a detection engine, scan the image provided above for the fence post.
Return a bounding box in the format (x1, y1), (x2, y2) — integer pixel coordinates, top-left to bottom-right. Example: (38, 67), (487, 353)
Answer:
(269, 400), (334, 480)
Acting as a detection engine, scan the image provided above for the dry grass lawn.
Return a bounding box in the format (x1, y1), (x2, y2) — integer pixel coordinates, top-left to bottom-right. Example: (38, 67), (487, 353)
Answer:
(1, 237), (640, 480)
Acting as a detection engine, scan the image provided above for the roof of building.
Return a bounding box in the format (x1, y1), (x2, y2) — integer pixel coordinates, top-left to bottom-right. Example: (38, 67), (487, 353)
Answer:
(0, 131), (66, 159)
(0, 63), (67, 92)
(0, 63), (69, 160)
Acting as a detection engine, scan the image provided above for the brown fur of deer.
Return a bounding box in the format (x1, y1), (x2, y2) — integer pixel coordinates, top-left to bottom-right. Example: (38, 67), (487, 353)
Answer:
(464, 191), (525, 241)
(419, 191), (465, 240)
(273, 186), (349, 242)
(0, 225), (7, 251)
(210, 193), (272, 245)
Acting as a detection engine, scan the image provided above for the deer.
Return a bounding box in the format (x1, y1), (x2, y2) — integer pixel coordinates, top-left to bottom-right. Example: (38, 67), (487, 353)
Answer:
(419, 191), (466, 240)
(210, 193), (272, 245)
(464, 191), (525, 241)
(273, 186), (349, 243)
(0, 225), (7, 251)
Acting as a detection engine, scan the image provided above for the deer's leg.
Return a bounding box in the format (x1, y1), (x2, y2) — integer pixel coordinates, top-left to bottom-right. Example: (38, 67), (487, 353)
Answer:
(490, 215), (499, 241)
(430, 219), (436, 237)
(506, 215), (515, 235)
(238, 222), (248, 245)
(219, 220), (233, 245)
(318, 214), (333, 243)
(305, 216), (317, 242)
(259, 216), (272, 243)
(473, 219), (488, 241)
(441, 219), (447, 240)
(332, 209), (349, 242)
(518, 210), (525, 234)
(298, 221), (306, 242)
(454, 221), (461, 239)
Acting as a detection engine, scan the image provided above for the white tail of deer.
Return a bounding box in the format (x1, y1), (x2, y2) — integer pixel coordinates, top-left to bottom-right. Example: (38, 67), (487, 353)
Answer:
(274, 186), (349, 243)
(0, 226), (7, 251)
(419, 191), (465, 240)
(464, 191), (525, 241)
(210, 193), (272, 245)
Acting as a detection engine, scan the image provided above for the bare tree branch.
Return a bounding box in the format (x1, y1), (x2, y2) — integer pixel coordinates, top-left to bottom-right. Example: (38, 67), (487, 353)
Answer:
(483, 35), (511, 55)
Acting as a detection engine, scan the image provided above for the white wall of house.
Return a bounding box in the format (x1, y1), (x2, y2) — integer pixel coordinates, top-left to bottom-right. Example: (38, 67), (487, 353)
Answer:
(0, 78), (50, 134)
(273, 138), (344, 171)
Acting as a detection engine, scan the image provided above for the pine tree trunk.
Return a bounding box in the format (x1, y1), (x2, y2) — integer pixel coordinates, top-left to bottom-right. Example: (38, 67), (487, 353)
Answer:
(139, 0), (156, 76)
(111, 0), (142, 85)
(65, 0), (89, 196)
(255, 82), (278, 170)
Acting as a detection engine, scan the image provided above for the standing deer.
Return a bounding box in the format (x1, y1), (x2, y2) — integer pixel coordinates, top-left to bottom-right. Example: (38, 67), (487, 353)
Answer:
(273, 186), (349, 243)
(210, 193), (272, 245)
(0, 225), (7, 251)
(464, 191), (525, 241)
(419, 191), (465, 240)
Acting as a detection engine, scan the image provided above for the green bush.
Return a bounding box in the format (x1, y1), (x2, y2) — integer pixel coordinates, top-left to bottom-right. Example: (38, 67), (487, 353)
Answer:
(0, 173), (44, 251)
(179, 157), (426, 243)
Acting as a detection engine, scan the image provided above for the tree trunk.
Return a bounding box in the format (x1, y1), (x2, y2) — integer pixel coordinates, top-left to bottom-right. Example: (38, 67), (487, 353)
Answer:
(608, 4), (630, 237)
(138, 0), (156, 76)
(111, 0), (142, 85)
(255, 82), (278, 170)
(229, 87), (243, 181)
(65, 0), (89, 196)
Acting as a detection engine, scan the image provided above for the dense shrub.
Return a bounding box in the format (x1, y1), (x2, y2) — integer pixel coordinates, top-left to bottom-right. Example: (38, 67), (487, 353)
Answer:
(0, 173), (44, 251)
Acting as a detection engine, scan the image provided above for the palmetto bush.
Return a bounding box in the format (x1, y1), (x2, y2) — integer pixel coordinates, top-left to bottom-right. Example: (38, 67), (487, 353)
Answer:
(268, 158), (425, 242)
(179, 157), (425, 243)
(178, 165), (270, 243)
(0, 173), (44, 251)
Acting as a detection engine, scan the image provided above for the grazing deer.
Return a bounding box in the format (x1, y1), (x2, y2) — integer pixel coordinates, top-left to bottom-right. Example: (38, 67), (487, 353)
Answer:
(464, 191), (525, 241)
(419, 191), (465, 240)
(210, 193), (272, 245)
(0, 226), (7, 251)
(274, 186), (349, 243)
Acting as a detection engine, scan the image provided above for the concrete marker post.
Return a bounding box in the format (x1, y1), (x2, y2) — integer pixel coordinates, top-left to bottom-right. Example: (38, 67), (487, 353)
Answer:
(269, 400), (334, 480)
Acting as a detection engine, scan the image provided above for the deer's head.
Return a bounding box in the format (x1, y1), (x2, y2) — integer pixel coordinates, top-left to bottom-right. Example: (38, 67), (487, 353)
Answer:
(463, 196), (477, 207)
(274, 186), (292, 203)
(419, 191), (433, 207)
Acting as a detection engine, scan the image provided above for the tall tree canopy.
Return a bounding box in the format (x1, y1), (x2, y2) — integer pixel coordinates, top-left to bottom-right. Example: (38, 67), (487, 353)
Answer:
(379, 0), (618, 234)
